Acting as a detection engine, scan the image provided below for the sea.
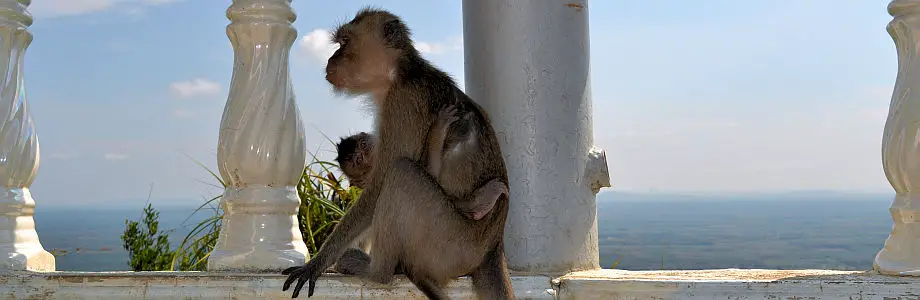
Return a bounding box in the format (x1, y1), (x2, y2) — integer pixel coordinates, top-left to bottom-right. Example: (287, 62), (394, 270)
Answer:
(33, 191), (895, 271)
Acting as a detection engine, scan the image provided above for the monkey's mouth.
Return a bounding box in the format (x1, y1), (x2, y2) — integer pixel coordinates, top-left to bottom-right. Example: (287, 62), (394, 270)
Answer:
(325, 72), (351, 91)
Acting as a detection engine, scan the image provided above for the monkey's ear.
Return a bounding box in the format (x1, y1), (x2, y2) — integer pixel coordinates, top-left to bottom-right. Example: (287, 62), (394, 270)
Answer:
(382, 19), (402, 45)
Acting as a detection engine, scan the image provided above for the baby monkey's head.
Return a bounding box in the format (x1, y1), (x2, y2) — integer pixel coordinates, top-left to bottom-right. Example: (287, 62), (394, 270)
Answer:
(335, 132), (375, 189)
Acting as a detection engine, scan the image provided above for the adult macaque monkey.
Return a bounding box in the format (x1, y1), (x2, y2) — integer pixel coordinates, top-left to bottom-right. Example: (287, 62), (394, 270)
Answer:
(335, 106), (508, 220)
(282, 8), (515, 300)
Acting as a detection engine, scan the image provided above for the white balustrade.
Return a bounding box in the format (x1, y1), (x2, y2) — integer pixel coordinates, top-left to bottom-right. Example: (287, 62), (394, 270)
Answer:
(207, 0), (308, 272)
(875, 0), (920, 276)
(462, 0), (610, 273)
(0, 0), (54, 272)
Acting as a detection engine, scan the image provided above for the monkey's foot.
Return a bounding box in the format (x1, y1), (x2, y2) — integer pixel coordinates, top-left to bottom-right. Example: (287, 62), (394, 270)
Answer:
(464, 179), (506, 220)
(333, 248), (370, 275)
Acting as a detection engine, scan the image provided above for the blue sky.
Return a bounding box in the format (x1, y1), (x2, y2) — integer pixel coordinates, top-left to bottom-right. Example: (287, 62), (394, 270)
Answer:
(22, 0), (895, 207)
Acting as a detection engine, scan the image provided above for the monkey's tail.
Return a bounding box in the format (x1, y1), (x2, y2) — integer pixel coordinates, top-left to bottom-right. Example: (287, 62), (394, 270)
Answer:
(470, 242), (516, 300)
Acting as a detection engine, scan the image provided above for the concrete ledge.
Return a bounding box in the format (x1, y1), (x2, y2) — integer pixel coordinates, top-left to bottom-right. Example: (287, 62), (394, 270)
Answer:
(2, 269), (919, 299)
(555, 269), (920, 300)
(0, 271), (554, 299)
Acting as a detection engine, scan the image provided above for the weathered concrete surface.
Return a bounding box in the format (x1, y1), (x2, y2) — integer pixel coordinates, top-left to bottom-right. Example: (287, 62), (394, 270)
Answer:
(3, 269), (920, 299)
(0, 271), (554, 299)
(462, 0), (605, 273)
(556, 269), (920, 300)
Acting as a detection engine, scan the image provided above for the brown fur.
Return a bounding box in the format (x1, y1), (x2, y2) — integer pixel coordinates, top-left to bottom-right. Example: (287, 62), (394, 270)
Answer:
(334, 106), (507, 220)
(334, 132), (375, 189)
(331, 107), (507, 277)
(282, 7), (514, 300)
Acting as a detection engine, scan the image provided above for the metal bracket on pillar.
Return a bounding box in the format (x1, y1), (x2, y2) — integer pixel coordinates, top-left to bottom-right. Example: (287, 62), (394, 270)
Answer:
(586, 146), (611, 194)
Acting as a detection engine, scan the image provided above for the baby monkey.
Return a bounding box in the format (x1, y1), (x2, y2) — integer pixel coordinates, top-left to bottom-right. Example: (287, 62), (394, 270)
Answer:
(335, 105), (507, 221)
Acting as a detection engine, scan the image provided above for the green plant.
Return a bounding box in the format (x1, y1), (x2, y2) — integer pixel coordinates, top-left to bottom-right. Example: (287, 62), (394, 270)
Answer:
(296, 157), (362, 255)
(121, 140), (361, 271)
(120, 203), (175, 271)
(168, 157), (224, 271)
(168, 145), (359, 271)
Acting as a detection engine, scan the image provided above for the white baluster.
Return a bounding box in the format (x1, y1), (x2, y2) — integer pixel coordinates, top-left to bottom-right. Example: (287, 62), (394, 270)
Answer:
(875, 0), (920, 276)
(0, 0), (54, 272)
(207, 0), (308, 272)
(462, 0), (610, 273)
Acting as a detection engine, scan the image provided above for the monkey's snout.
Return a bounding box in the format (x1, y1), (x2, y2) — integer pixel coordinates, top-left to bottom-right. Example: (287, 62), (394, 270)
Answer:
(324, 70), (336, 84)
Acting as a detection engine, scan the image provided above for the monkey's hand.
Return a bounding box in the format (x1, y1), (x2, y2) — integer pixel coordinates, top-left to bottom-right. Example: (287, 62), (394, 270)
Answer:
(434, 105), (461, 132)
(282, 260), (324, 298)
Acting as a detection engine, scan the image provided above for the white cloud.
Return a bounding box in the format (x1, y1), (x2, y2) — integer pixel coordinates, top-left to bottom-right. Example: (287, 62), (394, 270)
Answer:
(172, 108), (192, 119)
(294, 29), (463, 65)
(415, 36), (463, 55)
(103, 153), (129, 161)
(143, 0), (180, 4)
(170, 78), (221, 99)
(29, 0), (184, 19)
(296, 29), (339, 65)
(30, 0), (113, 18)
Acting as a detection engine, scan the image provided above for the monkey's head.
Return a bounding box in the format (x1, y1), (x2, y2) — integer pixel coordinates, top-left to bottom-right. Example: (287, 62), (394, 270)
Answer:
(335, 132), (376, 188)
(325, 8), (416, 99)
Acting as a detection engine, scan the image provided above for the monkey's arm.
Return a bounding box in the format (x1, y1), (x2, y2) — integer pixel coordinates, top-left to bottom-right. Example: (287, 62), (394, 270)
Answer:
(283, 172), (382, 297)
(426, 105), (460, 176)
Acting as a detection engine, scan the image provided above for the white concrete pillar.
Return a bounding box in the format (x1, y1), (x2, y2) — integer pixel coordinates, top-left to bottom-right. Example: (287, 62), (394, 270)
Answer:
(462, 0), (610, 273)
(875, 0), (920, 276)
(207, 0), (309, 272)
(0, 0), (54, 272)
